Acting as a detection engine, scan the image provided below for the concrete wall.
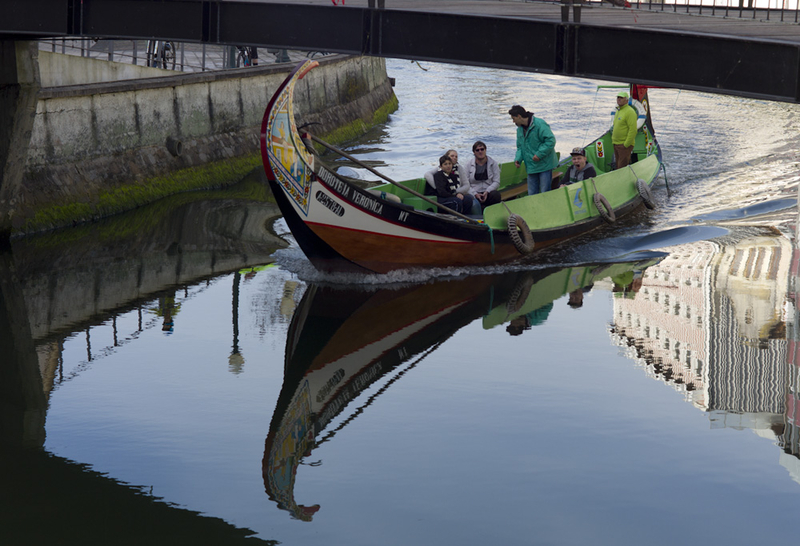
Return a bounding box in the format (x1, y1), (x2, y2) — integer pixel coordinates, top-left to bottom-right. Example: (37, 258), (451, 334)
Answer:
(38, 50), (170, 87)
(14, 54), (397, 235)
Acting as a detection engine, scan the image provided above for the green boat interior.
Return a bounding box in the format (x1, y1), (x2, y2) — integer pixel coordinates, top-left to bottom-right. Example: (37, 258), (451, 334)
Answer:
(370, 127), (654, 218)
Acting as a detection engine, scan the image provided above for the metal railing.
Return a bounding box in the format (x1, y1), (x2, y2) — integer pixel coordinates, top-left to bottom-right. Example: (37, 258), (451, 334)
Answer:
(626, 0), (800, 22)
(38, 38), (316, 74)
(524, 0), (800, 22)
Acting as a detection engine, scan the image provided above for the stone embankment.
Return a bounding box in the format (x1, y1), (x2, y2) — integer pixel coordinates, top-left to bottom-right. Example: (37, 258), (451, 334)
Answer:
(17, 53), (397, 234)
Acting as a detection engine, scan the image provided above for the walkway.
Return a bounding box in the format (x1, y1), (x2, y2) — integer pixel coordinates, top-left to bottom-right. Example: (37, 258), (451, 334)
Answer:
(253, 0), (800, 44)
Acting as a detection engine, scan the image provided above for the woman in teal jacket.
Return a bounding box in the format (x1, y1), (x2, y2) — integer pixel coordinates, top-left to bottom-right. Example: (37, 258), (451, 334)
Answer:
(508, 105), (558, 195)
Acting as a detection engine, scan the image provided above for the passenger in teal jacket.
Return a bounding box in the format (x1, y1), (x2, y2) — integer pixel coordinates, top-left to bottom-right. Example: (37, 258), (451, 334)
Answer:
(508, 105), (558, 195)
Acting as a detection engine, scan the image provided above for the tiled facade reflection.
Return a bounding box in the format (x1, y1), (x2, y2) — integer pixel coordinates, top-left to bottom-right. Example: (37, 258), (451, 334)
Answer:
(610, 234), (800, 484)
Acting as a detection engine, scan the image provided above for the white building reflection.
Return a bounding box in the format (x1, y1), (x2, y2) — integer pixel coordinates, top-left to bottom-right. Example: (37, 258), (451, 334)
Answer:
(609, 233), (800, 484)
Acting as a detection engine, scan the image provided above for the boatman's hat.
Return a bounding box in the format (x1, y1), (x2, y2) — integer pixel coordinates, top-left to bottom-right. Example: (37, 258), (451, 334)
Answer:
(570, 147), (586, 157)
(617, 91), (629, 99)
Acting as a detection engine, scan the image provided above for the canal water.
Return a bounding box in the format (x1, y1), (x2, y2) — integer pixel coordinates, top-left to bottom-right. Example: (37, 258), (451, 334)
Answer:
(3, 59), (800, 545)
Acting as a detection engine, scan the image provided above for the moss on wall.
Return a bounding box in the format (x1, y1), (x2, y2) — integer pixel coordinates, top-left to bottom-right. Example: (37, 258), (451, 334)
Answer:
(21, 155), (263, 234)
(20, 175), (277, 249)
(313, 92), (399, 149)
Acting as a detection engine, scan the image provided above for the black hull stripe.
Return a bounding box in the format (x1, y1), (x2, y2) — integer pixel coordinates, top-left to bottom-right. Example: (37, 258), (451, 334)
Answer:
(268, 178), (370, 273)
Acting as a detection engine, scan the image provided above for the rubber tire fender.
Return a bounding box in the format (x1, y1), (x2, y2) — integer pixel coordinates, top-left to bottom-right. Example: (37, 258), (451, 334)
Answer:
(636, 178), (656, 209)
(505, 275), (535, 314)
(508, 214), (535, 255)
(594, 192), (616, 224)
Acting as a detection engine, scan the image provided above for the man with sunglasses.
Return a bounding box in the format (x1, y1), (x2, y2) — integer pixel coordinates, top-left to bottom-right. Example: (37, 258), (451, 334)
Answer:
(466, 141), (502, 210)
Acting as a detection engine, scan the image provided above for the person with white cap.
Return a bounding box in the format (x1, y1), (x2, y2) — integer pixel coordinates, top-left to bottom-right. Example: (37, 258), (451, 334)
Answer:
(558, 147), (597, 187)
(611, 90), (637, 169)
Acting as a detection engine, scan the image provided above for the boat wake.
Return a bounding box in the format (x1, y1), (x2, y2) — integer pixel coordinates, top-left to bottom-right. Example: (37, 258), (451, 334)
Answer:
(273, 243), (669, 287)
(271, 220), (721, 286)
(688, 197), (796, 223)
(542, 225), (729, 265)
(272, 245), (540, 286)
(270, 204), (792, 286)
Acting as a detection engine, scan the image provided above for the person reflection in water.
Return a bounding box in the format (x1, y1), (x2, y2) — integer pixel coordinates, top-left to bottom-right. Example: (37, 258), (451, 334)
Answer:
(568, 290), (584, 308)
(613, 272), (643, 299)
(506, 316), (530, 336)
(506, 302), (554, 335)
(567, 285), (593, 309)
(157, 293), (178, 334)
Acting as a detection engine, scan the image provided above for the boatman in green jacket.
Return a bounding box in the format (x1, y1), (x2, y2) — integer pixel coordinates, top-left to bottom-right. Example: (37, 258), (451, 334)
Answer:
(612, 91), (638, 170)
(508, 105), (558, 195)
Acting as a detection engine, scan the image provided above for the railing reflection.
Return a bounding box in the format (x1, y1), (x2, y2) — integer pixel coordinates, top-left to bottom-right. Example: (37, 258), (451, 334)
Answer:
(0, 179), (284, 447)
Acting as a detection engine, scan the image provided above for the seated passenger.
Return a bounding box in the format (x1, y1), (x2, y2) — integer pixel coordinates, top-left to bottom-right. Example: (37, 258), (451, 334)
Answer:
(466, 141), (502, 210)
(559, 147), (597, 187)
(445, 149), (469, 185)
(425, 150), (470, 196)
(431, 154), (474, 215)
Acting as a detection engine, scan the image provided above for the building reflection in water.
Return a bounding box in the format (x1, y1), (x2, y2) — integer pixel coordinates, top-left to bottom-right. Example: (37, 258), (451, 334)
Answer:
(609, 232), (800, 483)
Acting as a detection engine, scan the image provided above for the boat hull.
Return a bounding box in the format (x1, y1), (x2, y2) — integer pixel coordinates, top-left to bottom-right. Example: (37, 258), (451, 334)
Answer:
(268, 175), (521, 273)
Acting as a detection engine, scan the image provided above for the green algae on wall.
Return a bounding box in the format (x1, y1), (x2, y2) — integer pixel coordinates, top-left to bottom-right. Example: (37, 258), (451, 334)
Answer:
(21, 174), (278, 249)
(22, 154), (264, 234)
(315, 93), (399, 149)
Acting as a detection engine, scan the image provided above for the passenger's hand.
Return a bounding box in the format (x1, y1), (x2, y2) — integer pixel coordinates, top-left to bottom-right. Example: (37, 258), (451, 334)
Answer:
(457, 193), (464, 200)
(533, 155), (541, 161)
(514, 161), (520, 168)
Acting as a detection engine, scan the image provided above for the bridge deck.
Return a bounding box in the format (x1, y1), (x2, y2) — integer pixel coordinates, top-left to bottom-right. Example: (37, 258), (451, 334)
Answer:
(4, 0), (800, 101)
(255, 0), (800, 43)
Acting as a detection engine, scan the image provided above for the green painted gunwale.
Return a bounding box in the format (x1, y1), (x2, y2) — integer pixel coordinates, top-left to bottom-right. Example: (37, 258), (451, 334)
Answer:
(483, 153), (660, 231)
(370, 123), (662, 233)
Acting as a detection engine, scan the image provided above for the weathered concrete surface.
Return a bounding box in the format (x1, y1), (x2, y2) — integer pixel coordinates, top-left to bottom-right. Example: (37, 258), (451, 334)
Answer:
(0, 41), (40, 240)
(12, 54), (397, 235)
(38, 49), (169, 87)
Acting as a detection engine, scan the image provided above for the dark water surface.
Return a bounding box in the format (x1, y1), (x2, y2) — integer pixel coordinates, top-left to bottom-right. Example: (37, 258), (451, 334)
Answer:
(3, 60), (800, 545)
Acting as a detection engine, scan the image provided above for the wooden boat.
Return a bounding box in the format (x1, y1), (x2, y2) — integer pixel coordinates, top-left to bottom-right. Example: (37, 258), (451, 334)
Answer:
(261, 259), (661, 520)
(260, 60), (662, 274)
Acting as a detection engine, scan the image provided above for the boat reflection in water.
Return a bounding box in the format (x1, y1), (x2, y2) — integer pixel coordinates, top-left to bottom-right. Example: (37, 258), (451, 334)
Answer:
(262, 259), (661, 520)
